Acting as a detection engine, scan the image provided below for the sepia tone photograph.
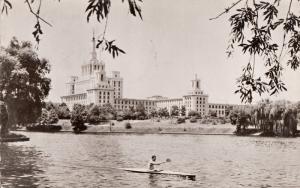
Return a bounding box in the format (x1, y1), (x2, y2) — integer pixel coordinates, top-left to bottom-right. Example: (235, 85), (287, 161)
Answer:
(0, 0), (300, 187)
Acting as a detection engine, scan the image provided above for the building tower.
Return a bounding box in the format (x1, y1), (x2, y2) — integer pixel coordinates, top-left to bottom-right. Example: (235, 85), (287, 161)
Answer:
(183, 74), (209, 116)
(191, 74), (202, 95)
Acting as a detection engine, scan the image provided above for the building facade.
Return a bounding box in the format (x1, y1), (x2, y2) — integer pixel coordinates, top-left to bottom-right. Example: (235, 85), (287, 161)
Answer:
(61, 35), (233, 117)
(61, 35), (123, 108)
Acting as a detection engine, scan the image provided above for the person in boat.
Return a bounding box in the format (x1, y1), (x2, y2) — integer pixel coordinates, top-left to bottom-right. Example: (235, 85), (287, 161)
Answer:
(148, 155), (168, 171)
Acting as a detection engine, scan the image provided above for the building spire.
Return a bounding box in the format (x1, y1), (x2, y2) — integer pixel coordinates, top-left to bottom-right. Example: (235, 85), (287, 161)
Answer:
(91, 30), (97, 61)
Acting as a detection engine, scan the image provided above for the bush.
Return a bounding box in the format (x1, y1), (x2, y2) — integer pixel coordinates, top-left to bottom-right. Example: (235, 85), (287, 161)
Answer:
(177, 118), (185, 124)
(57, 103), (71, 119)
(48, 109), (59, 124)
(158, 127), (162, 131)
(117, 116), (123, 122)
(190, 117), (197, 123)
(125, 122), (132, 129)
(71, 104), (88, 133)
(137, 115), (146, 120)
(38, 108), (59, 125)
(156, 119), (160, 122)
(188, 110), (199, 117)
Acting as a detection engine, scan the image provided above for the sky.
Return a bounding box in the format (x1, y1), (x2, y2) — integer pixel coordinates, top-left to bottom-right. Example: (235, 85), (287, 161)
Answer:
(0, 0), (299, 104)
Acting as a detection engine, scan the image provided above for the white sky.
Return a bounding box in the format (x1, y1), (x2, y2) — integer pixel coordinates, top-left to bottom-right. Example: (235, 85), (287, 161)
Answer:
(0, 0), (299, 104)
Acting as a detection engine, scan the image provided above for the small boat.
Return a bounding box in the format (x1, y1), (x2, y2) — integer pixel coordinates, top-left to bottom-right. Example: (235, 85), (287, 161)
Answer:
(121, 168), (196, 181)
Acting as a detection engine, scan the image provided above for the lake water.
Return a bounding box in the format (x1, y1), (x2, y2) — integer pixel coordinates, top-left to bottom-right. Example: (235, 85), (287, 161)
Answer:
(1, 132), (300, 188)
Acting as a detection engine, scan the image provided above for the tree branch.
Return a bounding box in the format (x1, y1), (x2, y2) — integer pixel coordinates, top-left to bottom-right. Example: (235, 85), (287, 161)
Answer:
(209, 0), (245, 20)
(278, 0), (293, 60)
(25, 0), (52, 27)
(102, 15), (109, 41)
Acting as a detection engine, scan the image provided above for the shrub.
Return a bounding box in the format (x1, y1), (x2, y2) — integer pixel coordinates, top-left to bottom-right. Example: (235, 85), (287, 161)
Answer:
(156, 119), (160, 122)
(177, 117), (185, 124)
(48, 109), (59, 124)
(183, 128), (187, 131)
(137, 115), (146, 120)
(117, 116), (123, 122)
(190, 117), (197, 123)
(158, 127), (162, 131)
(57, 103), (71, 119)
(188, 110), (199, 117)
(71, 104), (88, 133)
(0, 101), (9, 136)
(38, 108), (58, 125)
(125, 122), (132, 129)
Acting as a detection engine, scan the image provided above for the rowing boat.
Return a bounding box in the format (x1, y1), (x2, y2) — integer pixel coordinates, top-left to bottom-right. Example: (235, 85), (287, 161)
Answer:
(121, 168), (196, 180)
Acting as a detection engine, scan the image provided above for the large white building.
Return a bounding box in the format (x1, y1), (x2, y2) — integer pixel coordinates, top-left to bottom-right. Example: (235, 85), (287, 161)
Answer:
(61, 35), (232, 117)
(61, 35), (123, 107)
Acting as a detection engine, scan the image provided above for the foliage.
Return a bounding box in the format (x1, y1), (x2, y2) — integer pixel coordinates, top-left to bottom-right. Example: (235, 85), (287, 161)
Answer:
(208, 110), (217, 117)
(211, 0), (300, 103)
(180, 106), (186, 117)
(188, 110), (200, 117)
(57, 103), (71, 119)
(125, 122), (132, 129)
(87, 104), (103, 124)
(177, 117), (185, 124)
(158, 107), (169, 118)
(71, 104), (88, 133)
(0, 38), (51, 127)
(170, 105), (179, 117)
(86, 103), (116, 124)
(102, 103), (117, 119)
(117, 104), (146, 120)
(116, 116), (123, 122)
(0, 101), (9, 136)
(190, 117), (197, 123)
(37, 108), (59, 125)
(135, 103), (146, 118)
(149, 108), (158, 118)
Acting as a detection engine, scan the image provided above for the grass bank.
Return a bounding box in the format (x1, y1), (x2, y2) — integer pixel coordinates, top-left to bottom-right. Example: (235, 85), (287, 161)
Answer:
(56, 119), (235, 135)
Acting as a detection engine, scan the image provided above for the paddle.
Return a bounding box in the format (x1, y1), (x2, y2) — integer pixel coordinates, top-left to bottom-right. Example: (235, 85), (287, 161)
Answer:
(160, 158), (171, 164)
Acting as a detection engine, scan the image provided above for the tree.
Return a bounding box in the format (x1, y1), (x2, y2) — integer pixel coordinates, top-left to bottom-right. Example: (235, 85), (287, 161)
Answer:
(208, 110), (217, 118)
(102, 103), (117, 120)
(0, 38), (51, 129)
(158, 107), (169, 118)
(149, 108), (158, 118)
(211, 0), (300, 103)
(135, 103), (146, 119)
(0, 101), (9, 136)
(170, 105), (179, 117)
(188, 110), (200, 117)
(38, 108), (59, 125)
(87, 104), (101, 124)
(57, 103), (71, 119)
(180, 106), (186, 117)
(71, 104), (88, 133)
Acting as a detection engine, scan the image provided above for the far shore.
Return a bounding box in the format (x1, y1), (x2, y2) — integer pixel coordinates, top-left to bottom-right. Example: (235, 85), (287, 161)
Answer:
(17, 119), (236, 135)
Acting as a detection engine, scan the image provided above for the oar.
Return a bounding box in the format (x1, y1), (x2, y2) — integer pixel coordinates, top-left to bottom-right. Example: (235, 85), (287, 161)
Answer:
(160, 158), (171, 164)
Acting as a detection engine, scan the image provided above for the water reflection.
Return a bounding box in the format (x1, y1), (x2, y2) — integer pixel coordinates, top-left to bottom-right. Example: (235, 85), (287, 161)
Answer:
(0, 143), (47, 188)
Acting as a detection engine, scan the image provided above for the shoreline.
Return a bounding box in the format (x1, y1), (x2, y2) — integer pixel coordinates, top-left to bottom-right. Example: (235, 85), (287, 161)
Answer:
(14, 119), (300, 137)
(24, 119), (237, 135)
(14, 129), (234, 136)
